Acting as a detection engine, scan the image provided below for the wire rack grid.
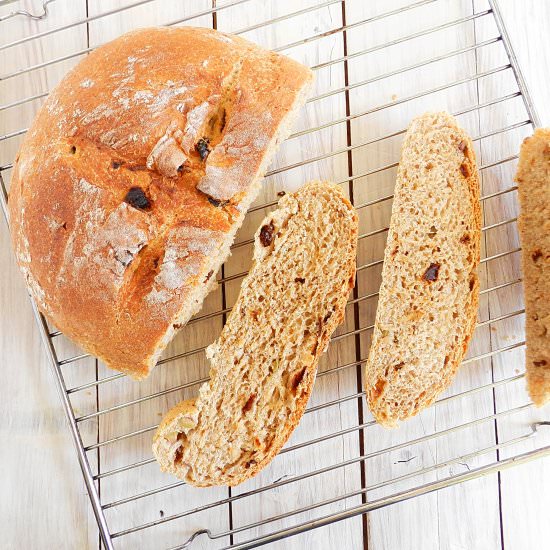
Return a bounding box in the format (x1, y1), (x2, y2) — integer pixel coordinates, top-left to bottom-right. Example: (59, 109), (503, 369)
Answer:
(1, 0), (550, 549)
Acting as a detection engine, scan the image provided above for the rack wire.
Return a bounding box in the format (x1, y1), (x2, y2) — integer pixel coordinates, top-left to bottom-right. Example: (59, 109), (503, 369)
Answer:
(1, 1), (549, 549)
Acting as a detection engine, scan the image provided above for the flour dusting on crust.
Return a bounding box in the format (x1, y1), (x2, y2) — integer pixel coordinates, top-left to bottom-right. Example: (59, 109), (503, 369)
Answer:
(147, 225), (225, 309)
(8, 26), (313, 378)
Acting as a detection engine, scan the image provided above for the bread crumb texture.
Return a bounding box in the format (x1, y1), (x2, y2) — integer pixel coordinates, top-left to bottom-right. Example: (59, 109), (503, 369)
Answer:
(515, 128), (550, 406)
(364, 111), (481, 427)
(153, 181), (358, 486)
(9, 27), (312, 379)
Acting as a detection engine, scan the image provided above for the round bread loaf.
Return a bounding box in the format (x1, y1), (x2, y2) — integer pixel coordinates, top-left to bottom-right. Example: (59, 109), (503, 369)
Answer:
(9, 27), (312, 379)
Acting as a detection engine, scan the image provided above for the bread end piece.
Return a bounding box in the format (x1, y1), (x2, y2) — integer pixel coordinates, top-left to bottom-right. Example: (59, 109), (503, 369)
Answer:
(516, 128), (550, 407)
(365, 111), (481, 428)
(152, 400), (199, 474)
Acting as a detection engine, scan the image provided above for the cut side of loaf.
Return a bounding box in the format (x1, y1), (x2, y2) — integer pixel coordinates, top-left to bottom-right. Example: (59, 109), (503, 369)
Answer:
(9, 27), (313, 379)
(364, 111), (481, 427)
(515, 129), (550, 407)
(153, 181), (358, 486)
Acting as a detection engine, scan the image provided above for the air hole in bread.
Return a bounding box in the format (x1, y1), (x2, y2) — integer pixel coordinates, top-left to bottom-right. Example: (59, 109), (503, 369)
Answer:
(244, 459), (257, 470)
(371, 378), (386, 400)
(269, 387), (280, 404)
(422, 263), (440, 282)
(289, 367), (307, 392)
(242, 394), (256, 413)
(531, 249), (543, 262)
(70, 145), (77, 154)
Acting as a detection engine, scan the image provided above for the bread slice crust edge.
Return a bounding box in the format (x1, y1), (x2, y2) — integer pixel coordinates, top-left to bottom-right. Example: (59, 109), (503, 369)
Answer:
(515, 128), (550, 406)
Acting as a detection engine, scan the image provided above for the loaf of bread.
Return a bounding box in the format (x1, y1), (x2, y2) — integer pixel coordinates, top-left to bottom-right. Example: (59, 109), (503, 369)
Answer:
(152, 181), (358, 486)
(9, 27), (312, 379)
(364, 112), (481, 427)
(515, 129), (550, 407)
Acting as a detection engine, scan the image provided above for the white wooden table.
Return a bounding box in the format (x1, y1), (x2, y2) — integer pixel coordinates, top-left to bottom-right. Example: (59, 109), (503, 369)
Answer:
(1, 1), (549, 549)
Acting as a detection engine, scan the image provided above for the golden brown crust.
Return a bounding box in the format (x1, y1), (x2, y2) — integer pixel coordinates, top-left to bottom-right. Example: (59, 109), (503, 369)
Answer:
(515, 129), (550, 406)
(9, 27), (312, 379)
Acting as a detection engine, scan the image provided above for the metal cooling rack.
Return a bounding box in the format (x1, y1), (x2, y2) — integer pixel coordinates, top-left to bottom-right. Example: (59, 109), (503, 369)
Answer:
(1, 1), (550, 548)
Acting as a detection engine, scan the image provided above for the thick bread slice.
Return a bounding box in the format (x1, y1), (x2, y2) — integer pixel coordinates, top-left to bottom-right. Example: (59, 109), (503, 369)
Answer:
(515, 129), (550, 407)
(152, 181), (358, 486)
(9, 27), (312, 379)
(364, 112), (481, 427)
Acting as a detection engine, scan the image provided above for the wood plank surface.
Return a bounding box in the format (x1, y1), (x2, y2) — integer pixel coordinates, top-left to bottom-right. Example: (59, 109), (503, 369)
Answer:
(0, 3), (99, 549)
(0, 1), (549, 549)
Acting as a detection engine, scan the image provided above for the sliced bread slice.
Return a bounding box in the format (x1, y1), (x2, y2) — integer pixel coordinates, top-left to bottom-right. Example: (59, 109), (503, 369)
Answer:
(515, 129), (550, 407)
(364, 111), (481, 427)
(153, 181), (358, 486)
